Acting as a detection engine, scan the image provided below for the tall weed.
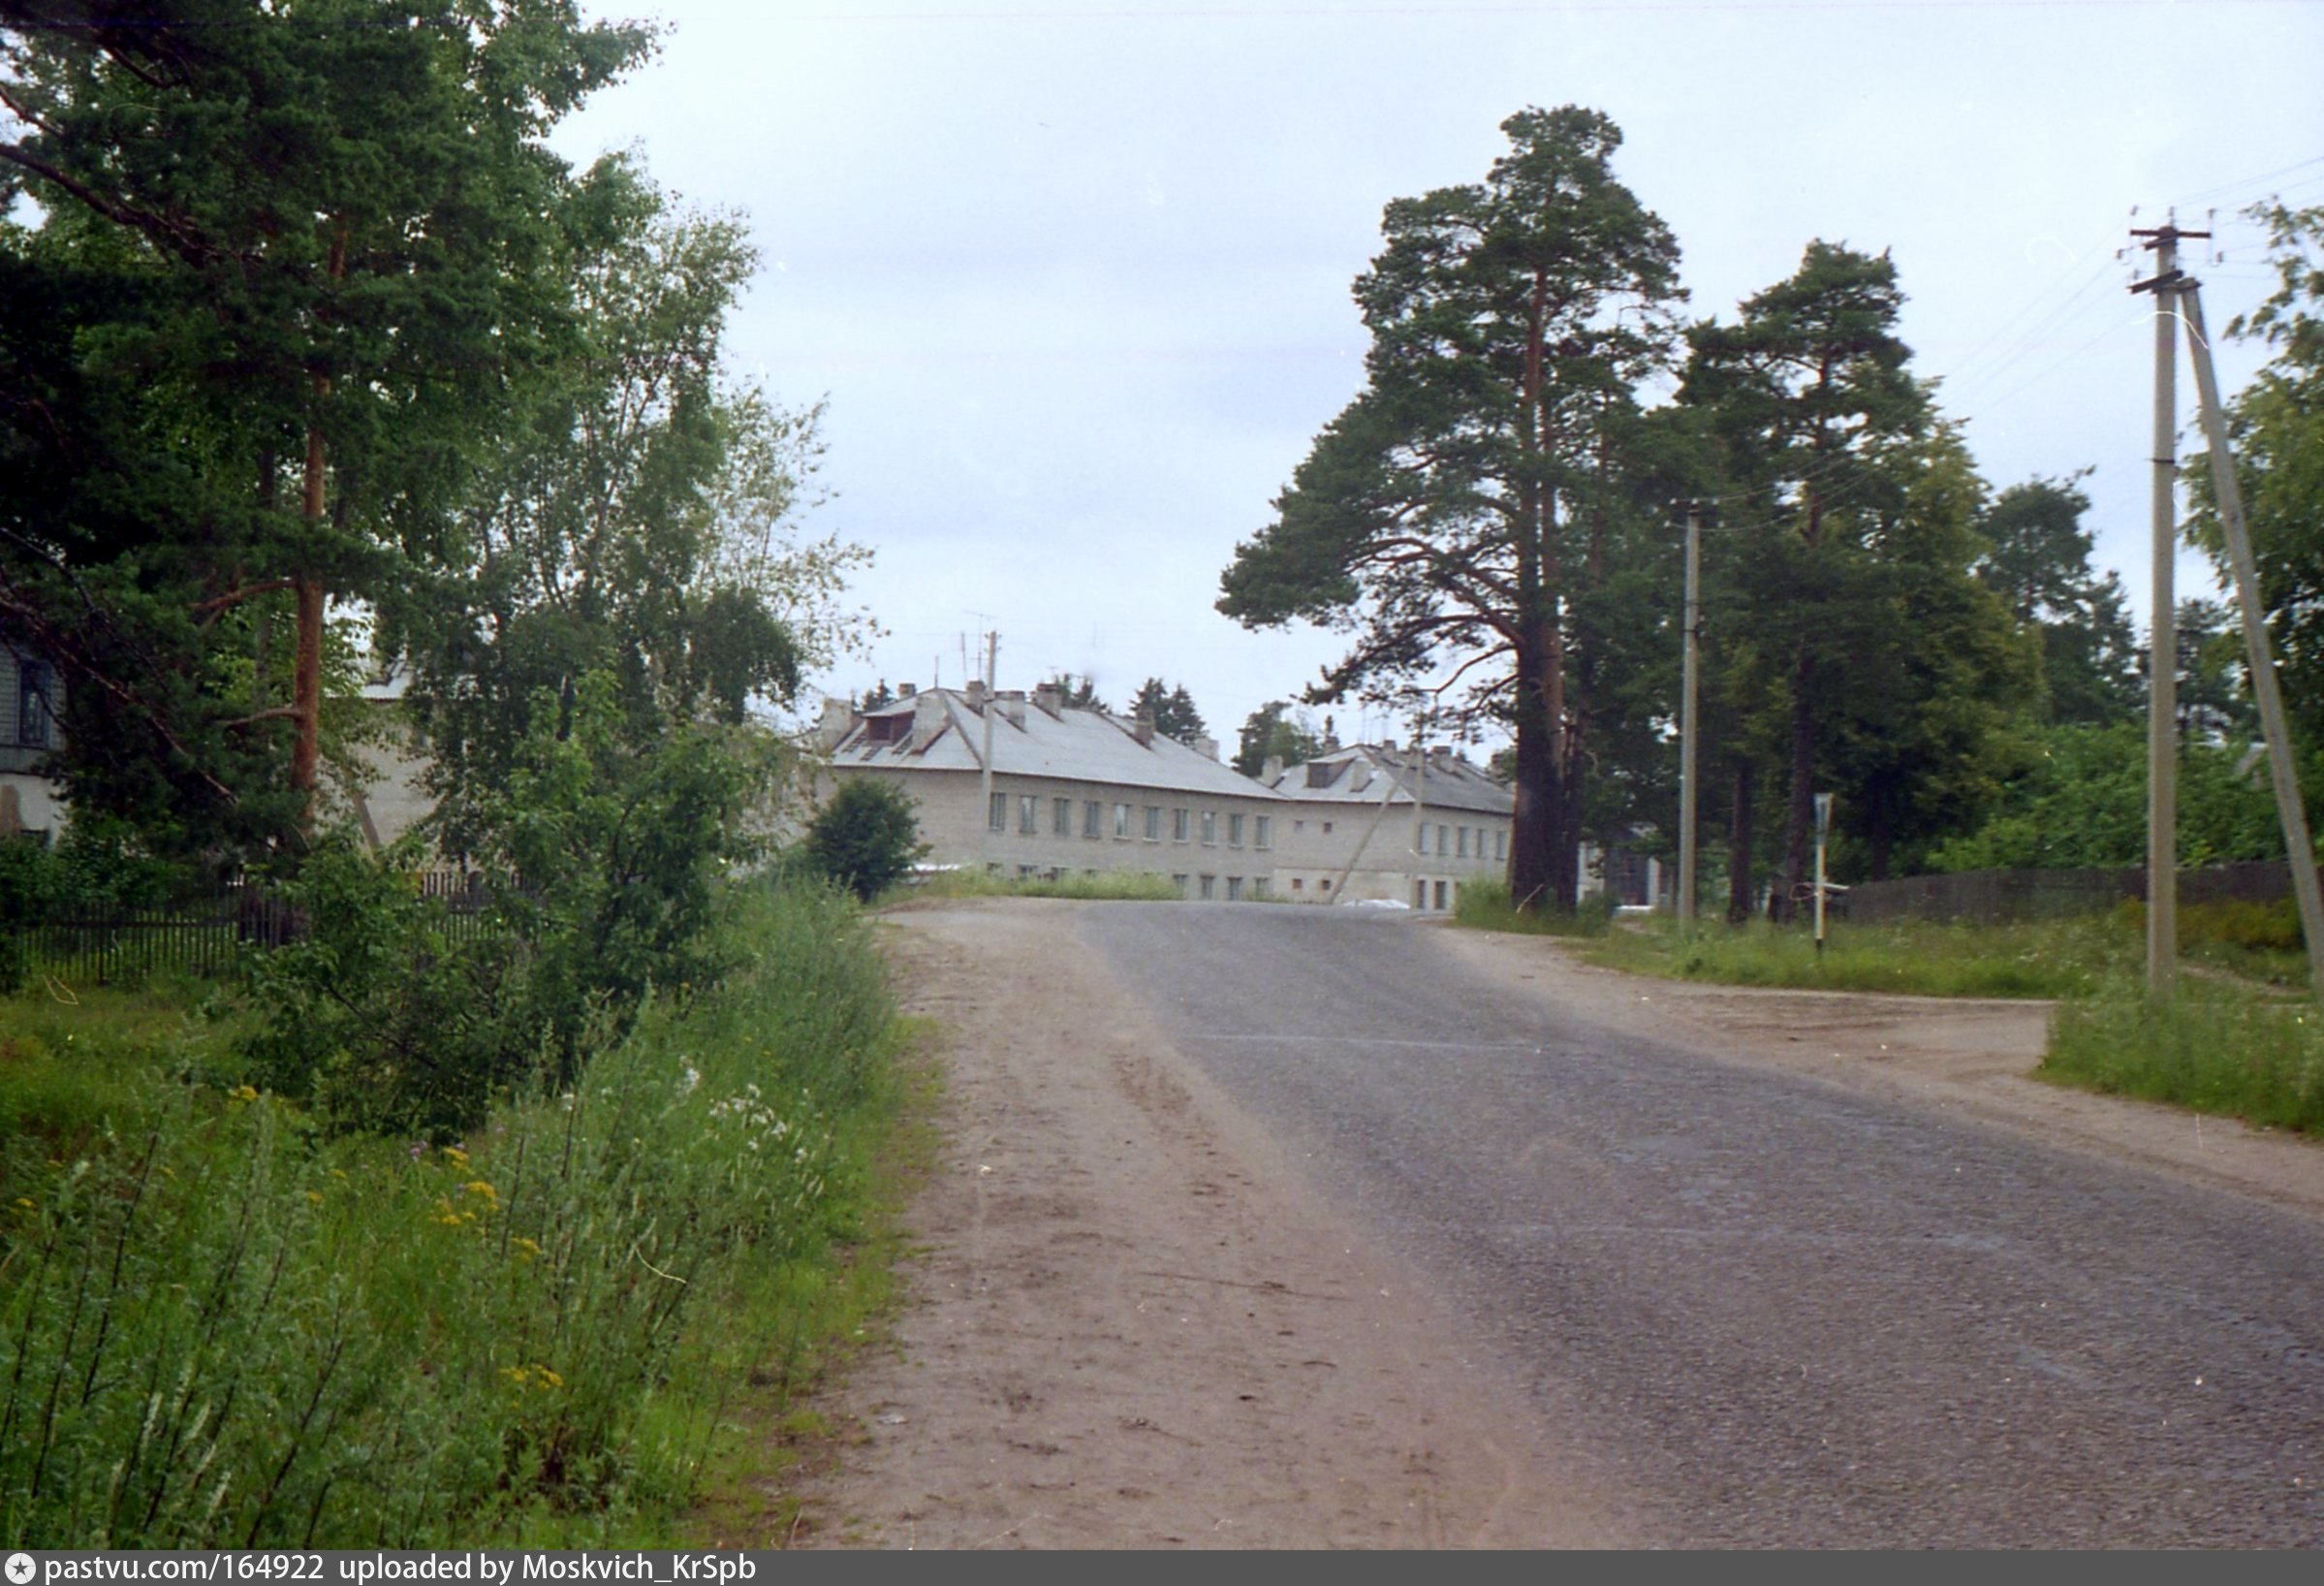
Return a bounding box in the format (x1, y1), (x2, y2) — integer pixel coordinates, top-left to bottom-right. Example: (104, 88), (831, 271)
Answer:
(2044, 985), (2324, 1133)
(0, 878), (895, 1546)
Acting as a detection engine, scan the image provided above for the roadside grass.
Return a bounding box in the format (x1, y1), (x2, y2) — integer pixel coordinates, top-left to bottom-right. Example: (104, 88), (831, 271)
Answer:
(677, 1017), (946, 1548)
(0, 879), (907, 1548)
(1544, 914), (2124, 999)
(897, 869), (1181, 904)
(2043, 982), (2324, 1135)
(1451, 878), (1617, 936)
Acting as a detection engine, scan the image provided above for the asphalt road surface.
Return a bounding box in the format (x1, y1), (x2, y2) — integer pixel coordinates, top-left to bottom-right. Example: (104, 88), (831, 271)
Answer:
(1077, 904), (2324, 1547)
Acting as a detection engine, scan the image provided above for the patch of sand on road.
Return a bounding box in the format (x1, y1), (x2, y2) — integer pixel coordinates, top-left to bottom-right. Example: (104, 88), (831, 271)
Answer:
(778, 901), (1636, 1550)
(1433, 926), (2324, 1219)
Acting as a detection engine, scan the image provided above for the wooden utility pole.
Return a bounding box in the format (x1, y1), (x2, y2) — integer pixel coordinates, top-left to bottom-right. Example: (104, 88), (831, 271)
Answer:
(2179, 283), (2324, 1004)
(2131, 219), (2203, 998)
(1679, 500), (1702, 932)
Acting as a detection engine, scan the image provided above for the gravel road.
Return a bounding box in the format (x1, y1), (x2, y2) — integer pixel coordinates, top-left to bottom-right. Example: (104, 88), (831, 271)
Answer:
(778, 899), (2324, 1548)
(1078, 904), (2324, 1546)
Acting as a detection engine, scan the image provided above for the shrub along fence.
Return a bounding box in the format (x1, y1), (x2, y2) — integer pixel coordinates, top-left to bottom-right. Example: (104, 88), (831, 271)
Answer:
(1840, 861), (2324, 927)
(10, 872), (511, 985)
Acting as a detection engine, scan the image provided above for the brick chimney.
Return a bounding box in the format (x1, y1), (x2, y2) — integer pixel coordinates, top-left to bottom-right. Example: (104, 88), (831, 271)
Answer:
(1132, 714), (1154, 746)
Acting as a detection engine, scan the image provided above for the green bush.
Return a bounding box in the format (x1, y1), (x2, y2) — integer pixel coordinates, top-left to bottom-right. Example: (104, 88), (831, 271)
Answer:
(242, 835), (534, 1140)
(802, 779), (926, 903)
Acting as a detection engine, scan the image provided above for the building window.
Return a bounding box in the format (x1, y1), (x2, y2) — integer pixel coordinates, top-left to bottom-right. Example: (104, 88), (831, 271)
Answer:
(1172, 873), (1190, 896)
(1084, 800), (1102, 839)
(1173, 807), (1190, 841)
(1254, 815), (1271, 850)
(1319, 877), (1332, 893)
(1458, 826), (1469, 859)
(1292, 877), (1304, 893)
(1434, 879), (1448, 910)
(1201, 810), (1217, 845)
(1054, 797), (1073, 835)
(1019, 865), (1039, 879)
(989, 791), (1006, 832)
(1415, 821), (1428, 854)
(1322, 821), (1334, 835)
(1228, 813), (1244, 847)
(1019, 794), (1038, 834)
(1253, 877), (1270, 900)
(1496, 829), (1507, 861)
(1414, 879), (1428, 909)
(1226, 876), (1243, 901)
(1115, 802), (1131, 838)
(16, 659), (53, 748)
(1145, 805), (1162, 841)
(1199, 874), (1216, 900)
(1294, 819), (1306, 833)
(1437, 824), (1450, 857)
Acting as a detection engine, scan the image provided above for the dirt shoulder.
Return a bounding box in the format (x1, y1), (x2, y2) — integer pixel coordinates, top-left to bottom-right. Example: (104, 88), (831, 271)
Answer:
(1431, 925), (2324, 1219)
(779, 900), (1639, 1549)
(770, 902), (2323, 1550)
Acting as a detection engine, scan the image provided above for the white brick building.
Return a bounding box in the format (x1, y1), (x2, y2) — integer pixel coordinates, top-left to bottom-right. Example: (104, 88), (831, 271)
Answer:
(819, 682), (1291, 901)
(1260, 743), (1514, 912)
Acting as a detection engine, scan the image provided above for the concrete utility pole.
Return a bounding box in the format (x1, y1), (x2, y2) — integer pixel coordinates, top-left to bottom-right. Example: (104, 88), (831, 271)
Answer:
(1412, 706), (1429, 909)
(2131, 219), (2203, 999)
(1679, 500), (1703, 932)
(2179, 283), (2324, 1005)
(978, 627), (998, 869)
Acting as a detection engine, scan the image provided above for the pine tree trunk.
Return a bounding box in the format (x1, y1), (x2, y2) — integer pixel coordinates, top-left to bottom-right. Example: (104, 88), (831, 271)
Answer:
(1507, 646), (1564, 913)
(1776, 645), (1815, 922)
(293, 423), (326, 833)
(1726, 759), (1755, 926)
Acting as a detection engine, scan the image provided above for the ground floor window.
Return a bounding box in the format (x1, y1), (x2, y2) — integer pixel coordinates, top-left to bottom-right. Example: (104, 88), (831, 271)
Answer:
(1199, 874), (1216, 900)
(989, 792), (1006, 832)
(1434, 879), (1448, 910)
(1226, 876), (1242, 901)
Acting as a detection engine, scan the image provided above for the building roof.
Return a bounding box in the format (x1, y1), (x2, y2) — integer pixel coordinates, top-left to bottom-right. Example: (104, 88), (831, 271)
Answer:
(1264, 743), (1513, 817)
(827, 686), (1285, 802)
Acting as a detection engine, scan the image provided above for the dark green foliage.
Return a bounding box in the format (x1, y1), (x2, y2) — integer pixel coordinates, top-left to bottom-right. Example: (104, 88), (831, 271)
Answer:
(0, 0), (655, 866)
(1233, 700), (1323, 777)
(1928, 720), (2297, 872)
(804, 778), (926, 903)
(242, 834), (530, 1139)
(2188, 202), (2324, 746)
(1129, 678), (1207, 745)
(392, 169), (810, 858)
(245, 674), (780, 1132)
(1973, 473), (2140, 726)
(1219, 106), (1686, 912)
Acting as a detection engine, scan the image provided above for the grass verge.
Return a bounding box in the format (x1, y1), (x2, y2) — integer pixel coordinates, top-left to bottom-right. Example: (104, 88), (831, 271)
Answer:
(0, 879), (906, 1548)
(2041, 984), (2324, 1134)
(1534, 914), (2123, 999)
(898, 869), (1181, 904)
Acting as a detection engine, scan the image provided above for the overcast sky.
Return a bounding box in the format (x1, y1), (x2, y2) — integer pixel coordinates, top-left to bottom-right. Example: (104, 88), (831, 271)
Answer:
(550, 0), (2324, 749)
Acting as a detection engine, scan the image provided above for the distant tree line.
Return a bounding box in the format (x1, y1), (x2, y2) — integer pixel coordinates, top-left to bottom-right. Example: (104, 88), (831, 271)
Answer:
(1220, 106), (2324, 915)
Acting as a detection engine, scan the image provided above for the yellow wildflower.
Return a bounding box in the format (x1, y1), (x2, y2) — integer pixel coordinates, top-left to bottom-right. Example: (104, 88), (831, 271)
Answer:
(512, 1236), (544, 1260)
(461, 1180), (497, 1203)
(441, 1146), (470, 1167)
(232, 1085), (259, 1102)
(535, 1366), (564, 1388)
(305, 1190), (325, 1206)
